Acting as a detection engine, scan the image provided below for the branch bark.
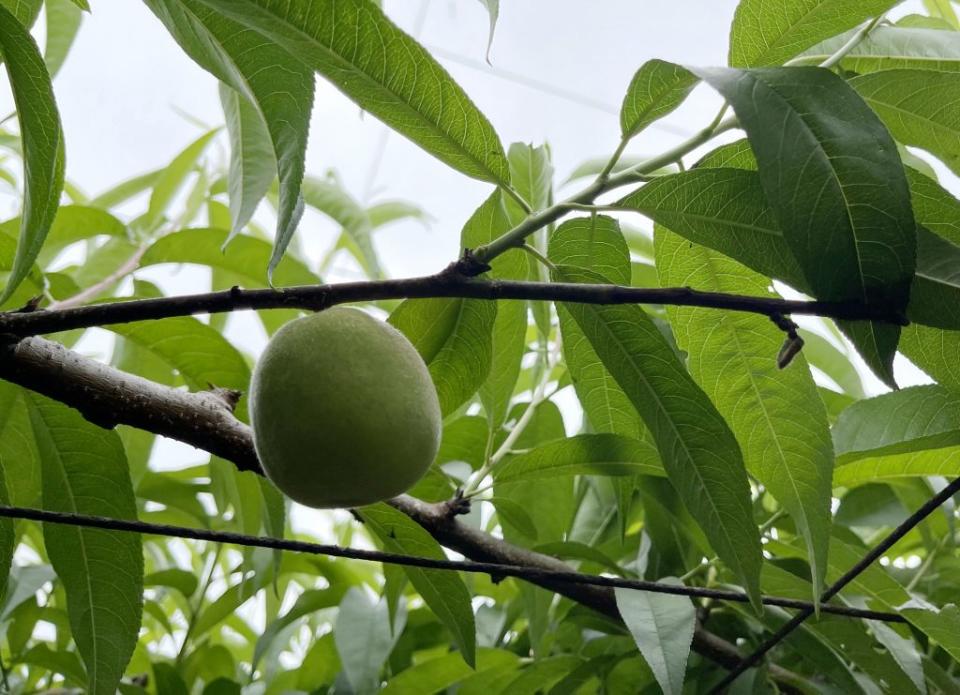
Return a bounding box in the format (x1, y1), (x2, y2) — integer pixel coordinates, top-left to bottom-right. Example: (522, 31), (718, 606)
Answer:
(0, 334), (808, 688)
(0, 269), (906, 338)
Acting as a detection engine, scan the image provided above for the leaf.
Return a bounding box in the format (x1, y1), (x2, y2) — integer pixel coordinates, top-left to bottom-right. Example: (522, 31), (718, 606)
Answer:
(382, 649), (519, 695)
(694, 66), (916, 387)
(655, 227), (834, 600)
(144, 569), (199, 598)
(107, 314), (251, 419)
(899, 323), (960, 394)
(361, 503), (476, 667)
(475, 0), (499, 62)
(302, 175), (381, 279)
(549, 217), (646, 442)
(0, 382), (41, 505)
(192, 573), (270, 639)
(140, 228), (317, 334)
(144, 0), (313, 271)
(728, 0), (901, 67)
(0, 3), (64, 304)
(900, 601), (960, 665)
(799, 330), (865, 398)
(550, 261), (762, 606)
(833, 385), (960, 463)
(335, 586), (405, 695)
(853, 68), (960, 179)
(906, 167), (960, 247)
(834, 445), (960, 488)
(0, 465), (13, 603)
(26, 394), (143, 695)
(493, 434), (663, 483)
(192, 0), (510, 186)
(388, 295), (496, 416)
(44, 0), (84, 78)
(620, 60), (698, 141)
(615, 580), (696, 695)
(461, 190), (527, 427)
(251, 587), (344, 669)
(218, 82), (277, 240)
(143, 129), (218, 231)
(799, 26), (960, 73)
(89, 168), (163, 209)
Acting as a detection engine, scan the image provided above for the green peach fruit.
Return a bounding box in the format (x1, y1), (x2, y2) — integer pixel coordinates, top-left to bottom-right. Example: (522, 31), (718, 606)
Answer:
(249, 306), (442, 508)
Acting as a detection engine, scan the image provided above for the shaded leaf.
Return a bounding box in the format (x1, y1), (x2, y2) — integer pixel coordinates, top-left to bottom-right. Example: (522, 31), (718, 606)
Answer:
(799, 26), (960, 73)
(0, 3), (65, 304)
(335, 586), (405, 695)
(493, 434), (663, 483)
(27, 394), (142, 695)
(193, 0), (510, 186)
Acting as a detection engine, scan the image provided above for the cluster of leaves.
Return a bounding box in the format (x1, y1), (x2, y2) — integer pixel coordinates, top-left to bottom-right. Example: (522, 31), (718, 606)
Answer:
(1, 0), (960, 692)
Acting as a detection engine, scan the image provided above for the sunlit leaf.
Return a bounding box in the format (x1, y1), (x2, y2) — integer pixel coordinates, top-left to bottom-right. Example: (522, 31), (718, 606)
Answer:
(493, 434), (662, 483)
(620, 60), (698, 141)
(799, 26), (960, 73)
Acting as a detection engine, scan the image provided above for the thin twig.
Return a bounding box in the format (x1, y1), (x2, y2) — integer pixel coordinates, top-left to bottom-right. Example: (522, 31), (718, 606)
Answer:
(0, 274), (907, 337)
(0, 504), (905, 624)
(710, 474), (960, 692)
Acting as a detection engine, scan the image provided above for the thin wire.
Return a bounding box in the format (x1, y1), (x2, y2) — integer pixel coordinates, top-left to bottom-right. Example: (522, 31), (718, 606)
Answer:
(0, 504), (904, 624)
(710, 474), (960, 692)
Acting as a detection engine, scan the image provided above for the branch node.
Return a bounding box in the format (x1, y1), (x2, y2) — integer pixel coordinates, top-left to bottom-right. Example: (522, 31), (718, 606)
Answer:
(442, 489), (472, 519)
(14, 295), (44, 313)
(205, 385), (243, 413)
(769, 313), (804, 370)
(454, 248), (492, 277)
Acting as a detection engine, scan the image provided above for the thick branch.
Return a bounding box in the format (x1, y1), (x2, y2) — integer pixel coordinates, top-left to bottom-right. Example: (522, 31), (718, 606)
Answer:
(0, 272), (905, 337)
(0, 334), (808, 687)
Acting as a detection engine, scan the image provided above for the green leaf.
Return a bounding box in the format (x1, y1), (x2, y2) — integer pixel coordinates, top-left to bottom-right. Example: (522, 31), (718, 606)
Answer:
(192, 0), (510, 186)
(303, 175), (381, 279)
(655, 227), (834, 600)
(361, 503), (476, 667)
(139, 227), (317, 334)
(26, 394), (142, 695)
(0, 0), (41, 27)
(0, 382), (41, 505)
(900, 601), (960, 665)
(799, 26), (960, 73)
(900, 323), (960, 394)
(695, 66), (916, 387)
(382, 649), (518, 695)
(144, 0), (313, 271)
(475, 0), (499, 62)
(620, 60), (698, 141)
(728, 0), (900, 67)
(461, 190), (528, 427)
(107, 314), (251, 419)
(799, 330), (865, 398)
(144, 569), (199, 598)
(388, 295), (496, 416)
(218, 82), (277, 240)
(0, 465), (13, 603)
(44, 0), (84, 78)
(0, 3), (64, 304)
(89, 168), (163, 210)
(192, 572), (270, 639)
(493, 434), (663, 483)
(335, 586), (405, 695)
(615, 579), (696, 695)
(833, 445), (960, 488)
(251, 587), (344, 669)
(833, 385), (960, 463)
(550, 262), (762, 606)
(143, 129), (218, 231)
(906, 167), (960, 247)
(549, 216), (646, 441)
(852, 69), (960, 177)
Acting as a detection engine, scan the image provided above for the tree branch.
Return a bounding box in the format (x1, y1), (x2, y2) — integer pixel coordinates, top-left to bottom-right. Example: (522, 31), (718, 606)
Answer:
(0, 271), (906, 338)
(0, 334), (812, 687)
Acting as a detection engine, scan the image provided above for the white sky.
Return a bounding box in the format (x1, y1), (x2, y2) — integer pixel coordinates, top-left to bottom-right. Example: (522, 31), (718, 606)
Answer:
(0, 1), (940, 525)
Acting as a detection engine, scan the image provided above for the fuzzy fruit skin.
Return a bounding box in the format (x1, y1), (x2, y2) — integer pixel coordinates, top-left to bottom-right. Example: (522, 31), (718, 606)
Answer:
(250, 307), (442, 508)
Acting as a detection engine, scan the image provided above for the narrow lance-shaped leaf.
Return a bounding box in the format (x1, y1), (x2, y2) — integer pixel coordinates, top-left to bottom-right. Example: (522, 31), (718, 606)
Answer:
(550, 258), (762, 603)
(27, 394), (143, 695)
(620, 60), (698, 141)
(728, 0), (901, 67)
(493, 434), (663, 483)
(0, 4), (65, 304)
(615, 580), (696, 695)
(143, 0), (313, 275)
(192, 0), (511, 187)
(797, 26), (960, 74)
(44, 0), (84, 79)
(692, 67), (917, 386)
(218, 82), (277, 241)
(0, 465), (13, 603)
(361, 503), (476, 667)
(656, 226), (833, 601)
(463, 189), (527, 428)
(475, 0), (499, 62)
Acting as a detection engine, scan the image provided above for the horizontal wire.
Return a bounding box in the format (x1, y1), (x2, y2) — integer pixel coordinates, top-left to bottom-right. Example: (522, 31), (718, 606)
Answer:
(0, 504), (905, 624)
